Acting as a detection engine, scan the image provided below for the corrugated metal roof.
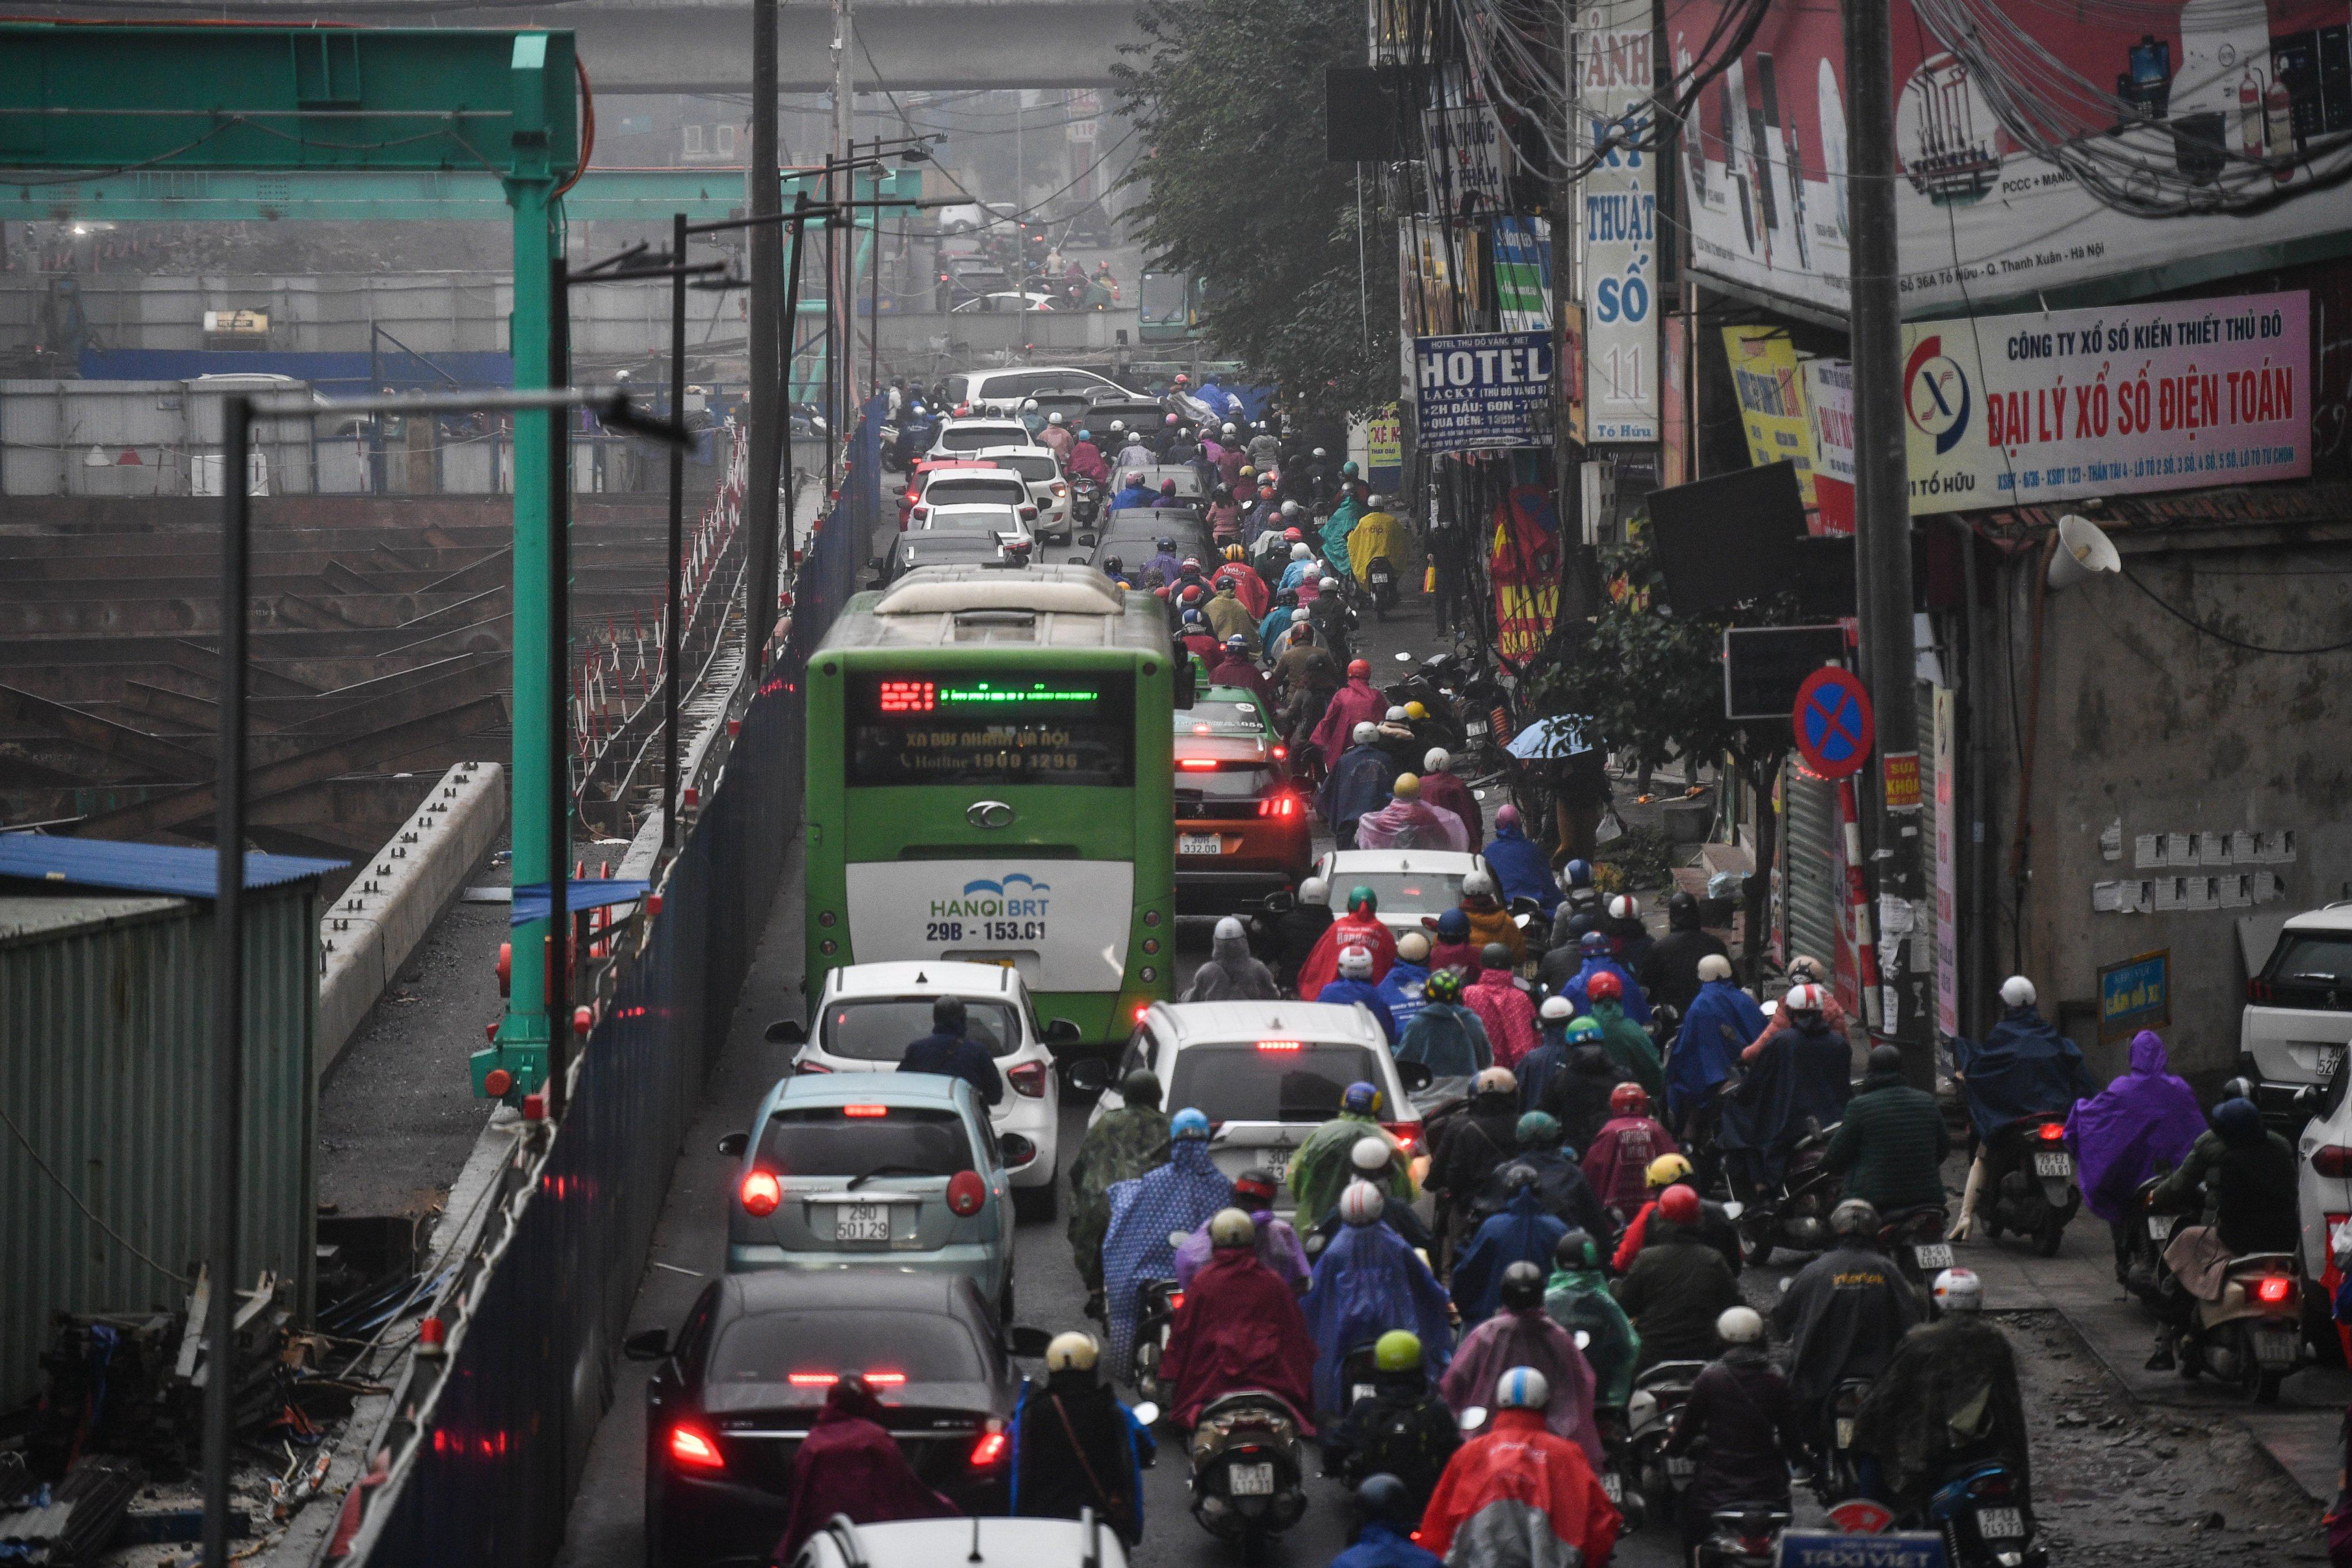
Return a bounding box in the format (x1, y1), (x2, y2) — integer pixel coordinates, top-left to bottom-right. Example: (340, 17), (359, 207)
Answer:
(0, 894), (185, 947)
(0, 836), (343, 898)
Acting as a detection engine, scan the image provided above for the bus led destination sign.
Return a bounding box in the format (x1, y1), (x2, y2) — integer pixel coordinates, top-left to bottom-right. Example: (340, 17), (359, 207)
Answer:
(850, 671), (1134, 787)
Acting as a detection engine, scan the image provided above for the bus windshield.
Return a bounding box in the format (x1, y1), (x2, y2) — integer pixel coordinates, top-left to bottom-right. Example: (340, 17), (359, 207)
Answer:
(847, 670), (1137, 787)
(1140, 271), (1189, 326)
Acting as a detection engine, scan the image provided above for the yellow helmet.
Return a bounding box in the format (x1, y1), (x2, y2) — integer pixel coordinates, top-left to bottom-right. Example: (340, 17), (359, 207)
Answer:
(1404, 701), (1428, 721)
(1646, 1153), (1695, 1189)
(1225, 544), (1245, 561)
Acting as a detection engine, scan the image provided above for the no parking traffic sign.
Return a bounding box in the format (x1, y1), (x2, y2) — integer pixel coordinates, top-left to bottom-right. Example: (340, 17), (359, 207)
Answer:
(1792, 666), (1873, 779)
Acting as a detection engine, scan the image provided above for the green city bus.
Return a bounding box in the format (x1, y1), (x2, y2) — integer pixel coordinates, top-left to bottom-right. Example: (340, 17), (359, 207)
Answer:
(802, 565), (1177, 1043)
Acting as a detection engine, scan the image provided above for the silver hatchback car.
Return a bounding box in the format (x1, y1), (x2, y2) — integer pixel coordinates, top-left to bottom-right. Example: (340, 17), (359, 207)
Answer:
(721, 1071), (1018, 1320)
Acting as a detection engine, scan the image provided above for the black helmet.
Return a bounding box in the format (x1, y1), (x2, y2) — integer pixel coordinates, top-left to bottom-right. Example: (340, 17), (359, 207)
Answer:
(1666, 890), (1701, 930)
(1102, 553), (1123, 572)
(931, 995), (968, 1034)
(1500, 1260), (1547, 1311)
(1501, 1163), (1540, 1194)
(1554, 1227), (1598, 1270)
(1118, 1068), (1163, 1107)
(1867, 1044), (1906, 1078)
(1355, 1474), (1418, 1530)
(2222, 1075), (2257, 1103)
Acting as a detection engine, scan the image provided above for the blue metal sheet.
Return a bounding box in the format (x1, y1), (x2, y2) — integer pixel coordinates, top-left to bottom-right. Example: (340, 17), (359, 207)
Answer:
(79, 349), (517, 395)
(509, 880), (651, 926)
(0, 835), (343, 898)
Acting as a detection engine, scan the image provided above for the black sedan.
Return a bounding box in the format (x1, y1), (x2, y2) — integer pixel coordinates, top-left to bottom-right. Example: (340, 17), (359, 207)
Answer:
(629, 1270), (1049, 1568)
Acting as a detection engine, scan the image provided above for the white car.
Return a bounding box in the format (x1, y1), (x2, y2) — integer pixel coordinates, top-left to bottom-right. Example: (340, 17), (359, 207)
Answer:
(1311, 849), (1493, 938)
(908, 464), (1034, 526)
(951, 291), (1061, 314)
(927, 418), (1035, 459)
(2294, 1061), (2352, 1288)
(1081, 1001), (1430, 1214)
(791, 1516), (1130, 1568)
(2242, 902), (2352, 1113)
(968, 444), (1072, 540)
(947, 366), (1136, 411)
(776, 960), (1079, 1217)
(919, 501), (1034, 547)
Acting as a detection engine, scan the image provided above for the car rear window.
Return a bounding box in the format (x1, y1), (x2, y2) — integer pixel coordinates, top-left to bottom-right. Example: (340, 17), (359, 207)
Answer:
(710, 1309), (987, 1384)
(922, 477), (1027, 507)
(988, 454), (1057, 482)
(939, 424), (1028, 451)
(820, 999), (1024, 1061)
(761, 1104), (974, 1177)
(1346, 871), (1467, 913)
(2268, 933), (2352, 987)
(1176, 760), (1278, 802)
(1168, 1041), (1384, 1123)
(1182, 700), (1269, 735)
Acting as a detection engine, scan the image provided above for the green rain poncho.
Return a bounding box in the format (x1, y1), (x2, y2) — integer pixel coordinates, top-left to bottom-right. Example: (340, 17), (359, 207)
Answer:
(1544, 1264), (1641, 1408)
(1067, 1102), (1172, 1291)
(1590, 997), (1664, 1099)
(1319, 494), (1366, 580)
(1285, 1111), (1416, 1226)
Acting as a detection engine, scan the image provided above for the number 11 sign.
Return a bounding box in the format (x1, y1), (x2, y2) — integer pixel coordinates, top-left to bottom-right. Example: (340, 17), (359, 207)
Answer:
(1576, 0), (1659, 443)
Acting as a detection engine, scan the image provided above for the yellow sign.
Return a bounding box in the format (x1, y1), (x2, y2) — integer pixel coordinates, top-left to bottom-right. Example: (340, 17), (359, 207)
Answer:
(203, 309), (269, 335)
(1368, 406), (1403, 470)
(1720, 326), (1816, 504)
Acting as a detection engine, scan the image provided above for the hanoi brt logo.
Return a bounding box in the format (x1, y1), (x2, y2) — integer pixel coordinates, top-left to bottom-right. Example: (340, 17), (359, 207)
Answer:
(932, 872), (1053, 919)
(1903, 334), (1972, 454)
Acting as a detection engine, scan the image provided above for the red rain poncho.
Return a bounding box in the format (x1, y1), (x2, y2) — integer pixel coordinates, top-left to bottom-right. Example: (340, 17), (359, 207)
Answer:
(1581, 1115), (1678, 1212)
(1297, 910), (1400, 1000)
(1463, 968), (1540, 1069)
(775, 1382), (958, 1557)
(1161, 1245), (1320, 1432)
(1418, 1407), (1620, 1568)
(1311, 678), (1389, 765)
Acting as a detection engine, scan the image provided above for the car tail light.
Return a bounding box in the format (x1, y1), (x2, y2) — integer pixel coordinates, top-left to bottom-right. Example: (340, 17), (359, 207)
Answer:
(1256, 1039), (1302, 1052)
(2250, 978), (2274, 1003)
(1008, 1061), (1050, 1099)
(864, 1372), (907, 1386)
(844, 1104), (890, 1118)
(1384, 1122), (1420, 1154)
(668, 1424), (726, 1471)
(1019, 505), (1038, 520)
(1272, 745), (1288, 759)
(1052, 482), (1068, 497)
(2315, 1146), (2352, 1178)
(739, 1169), (781, 1216)
(1257, 794), (1299, 818)
(911, 504), (929, 520)
(796, 1060), (832, 1075)
(2256, 1276), (2295, 1304)
(1179, 758), (1219, 770)
(2037, 1122), (2066, 1142)
(968, 1430), (1009, 1467)
(947, 1169), (987, 1216)
(789, 1372), (839, 1387)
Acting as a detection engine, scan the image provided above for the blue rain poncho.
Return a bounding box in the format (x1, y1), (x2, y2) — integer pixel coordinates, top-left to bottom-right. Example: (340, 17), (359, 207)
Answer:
(1563, 954), (1651, 1024)
(1666, 978), (1768, 1122)
(1952, 1003), (2098, 1141)
(1100, 1137), (1234, 1378)
(1300, 1221), (1454, 1417)
(1448, 1185), (1569, 1326)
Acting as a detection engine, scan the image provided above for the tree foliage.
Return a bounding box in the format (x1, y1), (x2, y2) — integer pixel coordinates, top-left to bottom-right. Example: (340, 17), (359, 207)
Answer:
(1111, 0), (1398, 424)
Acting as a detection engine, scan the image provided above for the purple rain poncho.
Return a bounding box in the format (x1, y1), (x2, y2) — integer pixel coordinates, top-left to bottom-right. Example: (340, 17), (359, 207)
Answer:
(2065, 1029), (2208, 1223)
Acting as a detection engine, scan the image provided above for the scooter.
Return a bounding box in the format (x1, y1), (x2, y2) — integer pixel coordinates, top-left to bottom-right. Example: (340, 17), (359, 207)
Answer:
(1736, 1119), (1845, 1265)
(2118, 1173), (2180, 1308)
(1812, 1375), (1875, 1503)
(1188, 1389), (1308, 1554)
(1071, 475), (1103, 530)
(1590, 1400), (1645, 1532)
(1365, 555), (1398, 617)
(2175, 1252), (2307, 1402)
(1694, 1505), (1793, 1568)
(1130, 1279), (1180, 1403)
(1626, 1360), (1708, 1522)
(1882, 1203), (1955, 1312)
(1924, 1460), (2048, 1568)
(1976, 1113), (2080, 1257)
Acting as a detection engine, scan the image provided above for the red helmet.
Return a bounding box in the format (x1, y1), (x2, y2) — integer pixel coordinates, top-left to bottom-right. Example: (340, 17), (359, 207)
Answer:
(1658, 1184), (1701, 1224)
(1586, 970), (1623, 1002)
(1284, 527), (1305, 541)
(1153, 585), (1171, 599)
(1180, 585), (1204, 605)
(1347, 659), (1370, 679)
(1609, 1082), (1648, 1117)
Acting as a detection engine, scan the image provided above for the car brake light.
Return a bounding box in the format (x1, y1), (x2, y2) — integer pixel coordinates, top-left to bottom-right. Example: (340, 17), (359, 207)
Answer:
(669, 1424), (727, 1470)
(1052, 482), (1068, 496)
(1008, 1061), (1050, 1099)
(1273, 745), (1287, 759)
(968, 1430), (1009, 1467)
(911, 505), (929, 520)
(2318, 1146), (2352, 1179)
(1194, 723), (1212, 734)
(2249, 978), (2272, 1003)
(2037, 1122), (2066, 1142)
(843, 1104), (889, 1118)
(1384, 1121), (1420, 1153)
(1257, 794), (1298, 817)
(1256, 1039), (1301, 1052)
(797, 1060), (832, 1075)
(947, 1169), (988, 1216)
(1020, 505), (1038, 519)
(864, 1372), (907, 1386)
(2256, 1276), (2295, 1304)
(739, 1169), (781, 1216)
(1179, 758), (1219, 770)
(789, 1372), (839, 1387)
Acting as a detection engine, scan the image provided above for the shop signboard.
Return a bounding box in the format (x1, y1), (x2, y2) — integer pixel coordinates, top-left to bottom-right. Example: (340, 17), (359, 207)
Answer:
(1577, 0), (1660, 441)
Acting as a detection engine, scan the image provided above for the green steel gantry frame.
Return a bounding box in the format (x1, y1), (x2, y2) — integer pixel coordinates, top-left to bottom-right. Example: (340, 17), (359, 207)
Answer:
(0, 21), (582, 1091)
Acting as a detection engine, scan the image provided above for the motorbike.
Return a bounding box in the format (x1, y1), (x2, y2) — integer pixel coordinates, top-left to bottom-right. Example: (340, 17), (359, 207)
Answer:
(1924, 1460), (2048, 1568)
(1071, 475), (1103, 529)
(1735, 1119), (1844, 1266)
(2118, 1173), (2180, 1309)
(1338, 1341), (1382, 1413)
(1187, 1389), (1309, 1553)
(1626, 1360), (1708, 1522)
(1365, 555), (1398, 617)
(1694, 1505), (1793, 1568)
(1882, 1203), (1955, 1312)
(2175, 1251), (2307, 1402)
(1811, 1375), (1875, 1503)
(1976, 1112), (2080, 1257)
(1130, 1279), (1180, 1404)
(1590, 1399), (1644, 1532)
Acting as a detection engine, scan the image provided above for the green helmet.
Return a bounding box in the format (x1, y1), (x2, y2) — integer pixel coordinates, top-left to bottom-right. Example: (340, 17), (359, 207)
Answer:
(1425, 967), (1464, 1003)
(1347, 884), (1377, 914)
(1374, 1330), (1423, 1373)
(1516, 1110), (1562, 1148)
(1564, 1015), (1604, 1041)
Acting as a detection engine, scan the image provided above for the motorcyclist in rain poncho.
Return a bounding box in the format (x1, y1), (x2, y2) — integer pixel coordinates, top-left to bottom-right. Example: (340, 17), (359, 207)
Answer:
(2065, 1029), (2206, 1229)
(1584, 970), (1664, 1098)
(1100, 1110), (1234, 1378)
(1544, 1229), (1639, 1409)
(1287, 1080), (1416, 1226)
(1441, 1261), (1604, 1466)
(1303, 1181), (1455, 1418)
(1718, 983), (1852, 1203)
(1066, 1070), (1171, 1305)
(1320, 1334), (1461, 1513)
(1852, 1268), (2032, 1519)
(1181, 915), (1281, 1001)
(1664, 955), (1766, 1133)
(1951, 976), (2097, 1238)
(1170, 1168), (1311, 1292)
(1451, 1168), (1570, 1326)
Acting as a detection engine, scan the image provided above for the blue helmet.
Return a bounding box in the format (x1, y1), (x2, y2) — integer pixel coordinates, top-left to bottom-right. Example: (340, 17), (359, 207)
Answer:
(2210, 1096), (2263, 1145)
(1077, 428), (1092, 441)
(1579, 930), (1612, 955)
(1436, 908), (1470, 941)
(1564, 859), (1594, 888)
(1171, 1107), (1212, 1140)
(1342, 1081), (1383, 1115)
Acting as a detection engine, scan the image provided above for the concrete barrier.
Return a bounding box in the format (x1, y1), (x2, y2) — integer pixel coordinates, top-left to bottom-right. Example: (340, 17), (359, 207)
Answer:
(318, 761), (505, 1073)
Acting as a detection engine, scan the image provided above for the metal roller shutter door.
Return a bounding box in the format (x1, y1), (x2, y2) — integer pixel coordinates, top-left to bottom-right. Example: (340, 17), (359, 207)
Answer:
(1783, 766), (1841, 971)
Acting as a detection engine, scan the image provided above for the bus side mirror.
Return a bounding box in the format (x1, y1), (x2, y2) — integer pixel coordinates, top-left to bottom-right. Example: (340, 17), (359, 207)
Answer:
(1175, 657), (1197, 710)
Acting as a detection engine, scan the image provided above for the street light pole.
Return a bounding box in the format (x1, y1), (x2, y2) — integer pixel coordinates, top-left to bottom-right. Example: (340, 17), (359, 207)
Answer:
(665, 211), (687, 848)
(1844, 0), (1931, 1069)
(746, 0), (783, 691)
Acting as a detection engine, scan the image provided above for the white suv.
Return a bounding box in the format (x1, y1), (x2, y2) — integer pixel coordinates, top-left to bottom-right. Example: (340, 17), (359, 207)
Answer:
(968, 444), (1072, 541)
(926, 418), (1034, 459)
(1080, 1001), (1430, 1214)
(775, 961), (1080, 1218)
(2242, 903), (2352, 1110)
(792, 1516), (1130, 1568)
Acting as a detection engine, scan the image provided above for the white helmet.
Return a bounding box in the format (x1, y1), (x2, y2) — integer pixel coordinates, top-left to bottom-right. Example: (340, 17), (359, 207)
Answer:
(1213, 915), (1246, 943)
(1786, 953), (1826, 983)
(1784, 982), (1826, 1014)
(1697, 954), (1734, 982)
(1716, 1306), (1766, 1345)
(1396, 930), (1431, 963)
(1473, 1067), (1517, 1097)
(1932, 1268), (1984, 1313)
(1222, 422), (1238, 434)
(1350, 1135), (1393, 1173)
(1022, 397), (1039, 411)
(1281, 500), (1303, 517)
(1461, 868), (1497, 899)
(1291, 542), (1313, 560)
(2000, 975), (2037, 1008)
(1046, 1330), (1100, 1371)
(1299, 876), (1331, 907)
(1313, 446), (1328, 458)
(1110, 419), (1125, 432)
(1494, 1366), (1550, 1409)
(1608, 894), (1640, 922)
(1048, 411), (1064, 424)
(1339, 1179), (1385, 1226)
(1366, 494), (1385, 509)
(1208, 1207), (1257, 1248)
(1319, 576), (1339, 589)
(1351, 721), (1380, 745)
(1424, 748), (1452, 773)
(1337, 944), (1374, 980)
(1539, 994), (1574, 1022)
(1385, 705), (1409, 723)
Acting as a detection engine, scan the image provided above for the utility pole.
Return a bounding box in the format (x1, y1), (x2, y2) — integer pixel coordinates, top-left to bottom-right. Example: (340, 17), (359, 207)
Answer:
(746, 0), (783, 674)
(833, 0), (855, 413)
(1843, 0), (1932, 1073)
